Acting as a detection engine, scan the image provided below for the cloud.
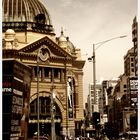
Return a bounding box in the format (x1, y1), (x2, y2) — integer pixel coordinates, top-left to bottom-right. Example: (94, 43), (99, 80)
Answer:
(59, 0), (73, 7)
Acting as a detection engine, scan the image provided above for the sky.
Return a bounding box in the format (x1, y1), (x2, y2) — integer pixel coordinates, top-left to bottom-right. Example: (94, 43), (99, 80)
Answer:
(42, 0), (137, 104)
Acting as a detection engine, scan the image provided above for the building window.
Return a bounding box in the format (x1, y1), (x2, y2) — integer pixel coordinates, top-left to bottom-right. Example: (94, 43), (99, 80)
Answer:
(34, 67), (37, 77)
(34, 66), (42, 78)
(123, 85), (127, 88)
(30, 100), (36, 114)
(44, 67), (51, 78)
(91, 99), (94, 104)
(131, 63), (134, 67)
(91, 91), (94, 97)
(90, 85), (93, 90)
(131, 68), (134, 72)
(40, 97), (45, 114)
(131, 58), (134, 61)
(54, 68), (60, 78)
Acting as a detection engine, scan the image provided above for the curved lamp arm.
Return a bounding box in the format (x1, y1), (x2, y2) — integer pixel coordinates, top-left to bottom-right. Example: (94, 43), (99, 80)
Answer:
(95, 35), (127, 50)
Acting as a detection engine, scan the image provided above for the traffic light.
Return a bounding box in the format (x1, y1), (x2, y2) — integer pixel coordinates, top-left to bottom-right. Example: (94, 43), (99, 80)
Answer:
(92, 112), (100, 125)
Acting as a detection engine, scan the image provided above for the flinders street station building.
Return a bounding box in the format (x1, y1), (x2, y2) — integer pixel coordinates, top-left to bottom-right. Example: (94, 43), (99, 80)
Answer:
(2, 0), (85, 139)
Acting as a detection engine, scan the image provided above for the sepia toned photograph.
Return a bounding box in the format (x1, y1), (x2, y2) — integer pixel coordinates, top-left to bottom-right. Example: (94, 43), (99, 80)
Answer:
(2, 0), (138, 140)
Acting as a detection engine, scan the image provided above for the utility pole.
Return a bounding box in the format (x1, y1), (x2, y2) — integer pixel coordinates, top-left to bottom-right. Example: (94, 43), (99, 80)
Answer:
(93, 44), (96, 111)
(37, 50), (40, 140)
(51, 85), (56, 140)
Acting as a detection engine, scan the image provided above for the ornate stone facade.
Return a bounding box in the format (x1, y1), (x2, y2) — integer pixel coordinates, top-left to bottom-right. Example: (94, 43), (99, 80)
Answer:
(2, 0), (85, 138)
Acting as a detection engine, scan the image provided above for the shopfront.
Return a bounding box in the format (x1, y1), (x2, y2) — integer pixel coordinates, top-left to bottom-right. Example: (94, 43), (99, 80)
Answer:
(3, 59), (32, 140)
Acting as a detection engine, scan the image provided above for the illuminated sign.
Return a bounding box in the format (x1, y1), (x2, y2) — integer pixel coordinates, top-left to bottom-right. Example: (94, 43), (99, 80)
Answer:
(12, 95), (23, 105)
(2, 88), (12, 92)
(129, 77), (138, 108)
(130, 79), (138, 90)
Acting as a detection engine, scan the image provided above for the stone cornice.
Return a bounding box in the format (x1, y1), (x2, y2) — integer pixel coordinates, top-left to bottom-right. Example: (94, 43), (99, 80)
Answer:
(3, 36), (85, 69)
(2, 49), (77, 65)
(19, 36), (72, 59)
(73, 60), (85, 69)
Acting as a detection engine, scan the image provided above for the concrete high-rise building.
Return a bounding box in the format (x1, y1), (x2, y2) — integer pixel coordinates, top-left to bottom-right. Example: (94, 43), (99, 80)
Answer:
(124, 47), (135, 77)
(88, 83), (94, 117)
(2, 0), (85, 138)
(132, 16), (138, 76)
(88, 83), (102, 116)
(107, 16), (138, 132)
(102, 80), (117, 120)
(102, 80), (108, 114)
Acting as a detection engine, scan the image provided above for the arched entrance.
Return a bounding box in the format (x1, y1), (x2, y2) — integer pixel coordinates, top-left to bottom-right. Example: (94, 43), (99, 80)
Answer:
(28, 96), (62, 138)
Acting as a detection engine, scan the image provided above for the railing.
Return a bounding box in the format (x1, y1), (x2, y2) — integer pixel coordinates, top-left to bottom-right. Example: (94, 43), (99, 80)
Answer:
(2, 22), (53, 33)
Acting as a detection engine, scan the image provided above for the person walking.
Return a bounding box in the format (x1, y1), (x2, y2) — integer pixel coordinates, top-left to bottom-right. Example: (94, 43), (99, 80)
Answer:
(104, 135), (109, 140)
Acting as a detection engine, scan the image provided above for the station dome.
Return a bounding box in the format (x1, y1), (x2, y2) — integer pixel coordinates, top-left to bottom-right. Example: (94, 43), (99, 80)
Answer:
(2, 0), (54, 33)
(67, 37), (76, 53)
(58, 30), (67, 42)
(5, 29), (15, 35)
(5, 29), (16, 41)
(57, 30), (76, 54)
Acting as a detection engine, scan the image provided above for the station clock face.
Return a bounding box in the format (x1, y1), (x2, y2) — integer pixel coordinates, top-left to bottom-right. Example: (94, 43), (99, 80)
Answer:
(39, 45), (49, 61)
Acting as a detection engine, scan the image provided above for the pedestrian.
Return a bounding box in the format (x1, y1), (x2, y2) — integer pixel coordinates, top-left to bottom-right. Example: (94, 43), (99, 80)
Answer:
(76, 137), (79, 140)
(104, 135), (109, 140)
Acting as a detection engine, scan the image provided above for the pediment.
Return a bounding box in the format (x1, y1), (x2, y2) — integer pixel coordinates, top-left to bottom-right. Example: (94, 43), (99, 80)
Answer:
(18, 36), (72, 60)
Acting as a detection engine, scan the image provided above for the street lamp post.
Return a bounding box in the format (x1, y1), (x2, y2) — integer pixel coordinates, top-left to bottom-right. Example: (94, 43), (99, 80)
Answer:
(37, 46), (49, 140)
(93, 44), (96, 106)
(88, 35), (127, 113)
(51, 86), (56, 140)
(37, 50), (40, 140)
(64, 57), (69, 139)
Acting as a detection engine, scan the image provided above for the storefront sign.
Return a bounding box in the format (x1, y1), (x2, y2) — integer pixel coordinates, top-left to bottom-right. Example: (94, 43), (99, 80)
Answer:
(2, 87), (12, 92)
(129, 77), (138, 107)
(130, 79), (138, 90)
